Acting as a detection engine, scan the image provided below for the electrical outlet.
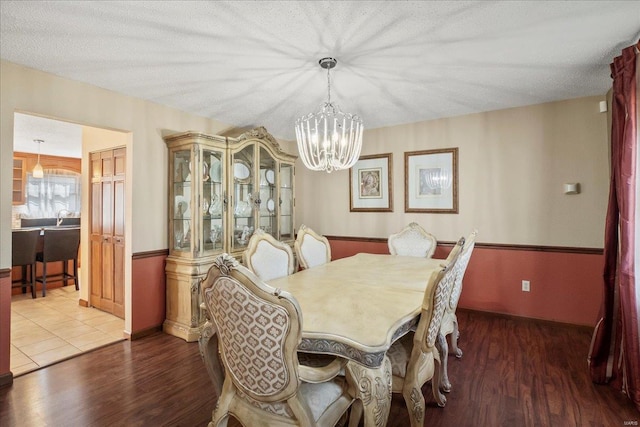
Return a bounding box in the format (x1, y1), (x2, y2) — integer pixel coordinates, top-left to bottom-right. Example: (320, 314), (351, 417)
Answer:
(522, 280), (531, 292)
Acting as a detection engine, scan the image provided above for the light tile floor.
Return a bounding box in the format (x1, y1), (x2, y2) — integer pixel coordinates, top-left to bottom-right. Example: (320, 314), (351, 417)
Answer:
(10, 286), (125, 376)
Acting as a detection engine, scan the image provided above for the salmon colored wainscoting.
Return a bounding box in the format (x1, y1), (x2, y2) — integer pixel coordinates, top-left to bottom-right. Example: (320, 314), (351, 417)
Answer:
(327, 237), (604, 327)
(130, 250), (168, 339)
(0, 270), (11, 386)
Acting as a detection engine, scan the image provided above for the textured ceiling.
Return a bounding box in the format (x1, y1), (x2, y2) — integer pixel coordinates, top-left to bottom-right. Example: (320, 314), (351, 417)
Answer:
(1, 1), (639, 144)
(12, 113), (82, 158)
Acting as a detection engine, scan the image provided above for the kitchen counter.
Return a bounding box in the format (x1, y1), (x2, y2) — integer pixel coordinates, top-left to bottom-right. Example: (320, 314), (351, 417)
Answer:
(13, 217), (81, 231)
(14, 225), (80, 232)
(19, 217), (81, 228)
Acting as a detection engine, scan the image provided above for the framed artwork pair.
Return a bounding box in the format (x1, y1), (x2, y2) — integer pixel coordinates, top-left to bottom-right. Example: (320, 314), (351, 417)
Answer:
(349, 148), (458, 213)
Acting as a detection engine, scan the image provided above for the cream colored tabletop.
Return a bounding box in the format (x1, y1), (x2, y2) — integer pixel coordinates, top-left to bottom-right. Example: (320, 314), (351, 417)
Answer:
(267, 253), (444, 367)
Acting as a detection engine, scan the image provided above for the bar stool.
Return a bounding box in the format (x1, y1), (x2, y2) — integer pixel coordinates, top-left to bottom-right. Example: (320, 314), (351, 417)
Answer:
(35, 228), (80, 297)
(11, 229), (41, 299)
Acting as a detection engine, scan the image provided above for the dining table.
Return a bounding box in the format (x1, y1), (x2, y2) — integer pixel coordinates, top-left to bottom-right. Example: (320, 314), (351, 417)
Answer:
(266, 253), (445, 427)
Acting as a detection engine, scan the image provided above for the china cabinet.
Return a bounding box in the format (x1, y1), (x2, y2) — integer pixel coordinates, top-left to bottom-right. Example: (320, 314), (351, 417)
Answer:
(163, 127), (296, 341)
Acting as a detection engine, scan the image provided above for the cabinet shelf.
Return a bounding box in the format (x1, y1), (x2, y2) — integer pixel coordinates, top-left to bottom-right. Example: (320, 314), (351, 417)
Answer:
(12, 157), (26, 205)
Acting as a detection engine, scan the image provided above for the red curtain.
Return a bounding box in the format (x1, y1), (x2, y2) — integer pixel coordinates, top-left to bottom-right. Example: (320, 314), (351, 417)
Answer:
(588, 42), (640, 412)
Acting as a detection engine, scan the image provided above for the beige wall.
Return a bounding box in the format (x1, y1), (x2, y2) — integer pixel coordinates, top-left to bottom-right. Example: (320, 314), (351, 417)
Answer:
(296, 96), (609, 248)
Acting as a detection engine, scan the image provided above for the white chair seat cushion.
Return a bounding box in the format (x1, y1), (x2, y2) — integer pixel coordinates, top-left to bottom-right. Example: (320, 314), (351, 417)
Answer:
(236, 376), (348, 421)
(299, 376), (349, 421)
(387, 332), (414, 378)
(301, 234), (329, 268)
(251, 240), (291, 281)
(388, 332), (436, 382)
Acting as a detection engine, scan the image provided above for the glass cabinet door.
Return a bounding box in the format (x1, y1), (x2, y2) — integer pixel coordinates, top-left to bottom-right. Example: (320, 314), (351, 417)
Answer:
(172, 149), (192, 252)
(202, 149), (224, 253)
(280, 163), (294, 240)
(258, 147), (278, 237)
(232, 144), (255, 252)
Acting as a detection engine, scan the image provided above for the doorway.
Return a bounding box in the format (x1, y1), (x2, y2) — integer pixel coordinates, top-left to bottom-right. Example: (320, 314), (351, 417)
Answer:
(10, 112), (129, 376)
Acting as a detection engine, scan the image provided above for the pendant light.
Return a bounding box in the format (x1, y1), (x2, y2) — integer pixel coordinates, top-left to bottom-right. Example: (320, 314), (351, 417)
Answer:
(295, 57), (363, 173)
(33, 139), (44, 178)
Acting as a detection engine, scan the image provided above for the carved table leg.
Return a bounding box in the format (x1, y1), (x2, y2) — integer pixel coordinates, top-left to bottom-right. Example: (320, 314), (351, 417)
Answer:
(345, 356), (392, 427)
(437, 332), (452, 393)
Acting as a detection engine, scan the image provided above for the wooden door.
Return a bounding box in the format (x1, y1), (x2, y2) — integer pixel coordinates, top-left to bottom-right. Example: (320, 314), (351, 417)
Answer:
(90, 148), (125, 319)
(112, 148), (126, 318)
(90, 152), (103, 310)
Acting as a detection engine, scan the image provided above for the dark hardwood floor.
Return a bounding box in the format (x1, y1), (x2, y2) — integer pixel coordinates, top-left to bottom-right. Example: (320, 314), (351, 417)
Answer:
(1, 310), (637, 426)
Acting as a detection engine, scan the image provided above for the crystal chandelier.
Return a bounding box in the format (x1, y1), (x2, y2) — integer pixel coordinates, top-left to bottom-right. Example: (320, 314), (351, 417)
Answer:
(32, 139), (44, 178)
(295, 57), (363, 173)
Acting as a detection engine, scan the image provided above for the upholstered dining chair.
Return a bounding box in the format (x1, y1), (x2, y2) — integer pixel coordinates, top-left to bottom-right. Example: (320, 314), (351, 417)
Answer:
(11, 229), (41, 299)
(200, 253), (356, 427)
(294, 224), (331, 269)
(350, 238), (464, 427)
(439, 230), (478, 392)
(243, 228), (295, 281)
(388, 222), (438, 258)
(35, 228), (80, 297)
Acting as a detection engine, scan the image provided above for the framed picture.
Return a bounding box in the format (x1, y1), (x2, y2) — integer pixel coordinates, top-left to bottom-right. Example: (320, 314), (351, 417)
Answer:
(405, 148), (458, 213)
(349, 153), (393, 212)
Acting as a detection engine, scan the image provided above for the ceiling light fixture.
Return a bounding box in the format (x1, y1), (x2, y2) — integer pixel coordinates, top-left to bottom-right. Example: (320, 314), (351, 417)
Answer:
(295, 57), (363, 173)
(32, 139), (44, 178)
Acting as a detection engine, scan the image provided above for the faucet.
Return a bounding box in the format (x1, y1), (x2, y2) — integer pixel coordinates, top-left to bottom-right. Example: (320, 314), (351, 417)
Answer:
(57, 209), (71, 226)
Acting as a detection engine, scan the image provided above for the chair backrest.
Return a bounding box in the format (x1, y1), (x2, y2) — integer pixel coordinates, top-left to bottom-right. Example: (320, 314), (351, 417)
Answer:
(41, 228), (80, 262)
(415, 241), (463, 353)
(12, 229), (40, 267)
(388, 222), (437, 257)
(448, 230), (477, 313)
(201, 253), (302, 403)
(243, 228), (295, 281)
(294, 224), (331, 269)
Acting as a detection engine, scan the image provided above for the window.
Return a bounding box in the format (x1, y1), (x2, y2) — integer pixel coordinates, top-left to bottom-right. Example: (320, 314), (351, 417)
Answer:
(23, 169), (81, 218)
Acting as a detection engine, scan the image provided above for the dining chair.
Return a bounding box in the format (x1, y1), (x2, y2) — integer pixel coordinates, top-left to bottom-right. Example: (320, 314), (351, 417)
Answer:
(439, 229), (478, 392)
(243, 228), (295, 281)
(350, 238), (463, 427)
(35, 228), (80, 297)
(11, 229), (41, 299)
(294, 224), (331, 269)
(201, 253), (356, 427)
(388, 222), (438, 257)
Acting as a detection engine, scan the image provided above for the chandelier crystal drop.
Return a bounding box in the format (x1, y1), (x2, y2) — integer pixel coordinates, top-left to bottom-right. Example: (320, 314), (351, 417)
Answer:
(295, 57), (363, 173)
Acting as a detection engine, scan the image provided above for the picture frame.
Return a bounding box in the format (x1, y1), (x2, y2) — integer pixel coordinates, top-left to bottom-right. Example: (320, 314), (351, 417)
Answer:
(349, 153), (393, 212)
(404, 148), (458, 213)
